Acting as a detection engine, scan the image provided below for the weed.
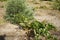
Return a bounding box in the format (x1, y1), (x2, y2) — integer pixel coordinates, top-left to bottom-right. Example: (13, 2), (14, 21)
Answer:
(5, 0), (57, 40)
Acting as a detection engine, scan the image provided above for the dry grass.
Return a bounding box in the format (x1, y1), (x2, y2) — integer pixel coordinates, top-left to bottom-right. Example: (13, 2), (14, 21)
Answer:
(0, 1), (6, 25)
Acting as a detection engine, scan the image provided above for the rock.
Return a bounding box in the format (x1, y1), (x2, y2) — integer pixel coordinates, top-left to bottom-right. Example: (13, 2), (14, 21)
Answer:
(0, 23), (27, 40)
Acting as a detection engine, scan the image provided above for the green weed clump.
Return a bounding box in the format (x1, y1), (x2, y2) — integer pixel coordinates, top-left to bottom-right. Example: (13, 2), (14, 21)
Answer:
(30, 21), (57, 40)
(5, 0), (57, 40)
(6, 0), (33, 24)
